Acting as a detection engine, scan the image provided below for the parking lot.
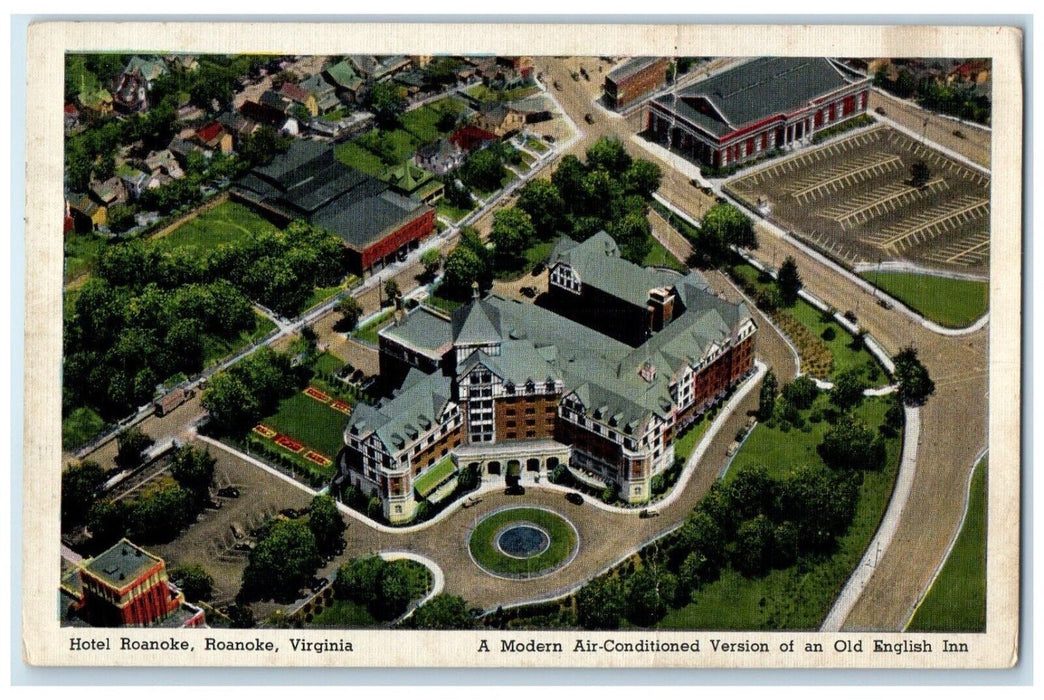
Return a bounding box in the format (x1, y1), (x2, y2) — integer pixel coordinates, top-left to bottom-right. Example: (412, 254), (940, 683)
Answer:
(150, 443), (314, 605)
(725, 125), (991, 274)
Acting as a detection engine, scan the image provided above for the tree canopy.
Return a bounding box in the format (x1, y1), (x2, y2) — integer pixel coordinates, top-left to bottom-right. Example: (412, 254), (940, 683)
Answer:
(777, 256), (802, 306)
(308, 494), (346, 556)
(61, 460), (107, 528)
(410, 593), (475, 629)
(241, 518), (322, 601)
(894, 346), (935, 406)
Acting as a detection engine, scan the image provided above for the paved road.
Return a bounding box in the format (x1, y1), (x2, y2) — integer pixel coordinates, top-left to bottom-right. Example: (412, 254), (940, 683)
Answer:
(868, 88), (991, 169)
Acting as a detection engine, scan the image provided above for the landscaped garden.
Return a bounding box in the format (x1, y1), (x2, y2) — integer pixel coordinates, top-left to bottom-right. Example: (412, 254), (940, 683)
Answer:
(642, 237), (686, 272)
(466, 83), (540, 103)
(860, 271), (989, 328)
(353, 309), (396, 344)
(469, 507), (579, 578)
(907, 458), (987, 632)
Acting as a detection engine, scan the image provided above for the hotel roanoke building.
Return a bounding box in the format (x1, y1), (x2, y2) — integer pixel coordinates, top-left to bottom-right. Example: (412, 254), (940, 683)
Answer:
(341, 233), (757, 523)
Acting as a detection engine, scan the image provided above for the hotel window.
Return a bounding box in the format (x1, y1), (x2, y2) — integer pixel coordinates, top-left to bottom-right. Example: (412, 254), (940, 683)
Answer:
(526, 430), (536, 438)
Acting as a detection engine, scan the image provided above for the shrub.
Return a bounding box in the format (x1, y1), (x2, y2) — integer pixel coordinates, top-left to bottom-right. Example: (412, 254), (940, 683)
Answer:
(821, 326), (836, 342)
(366, 496), (383, 521)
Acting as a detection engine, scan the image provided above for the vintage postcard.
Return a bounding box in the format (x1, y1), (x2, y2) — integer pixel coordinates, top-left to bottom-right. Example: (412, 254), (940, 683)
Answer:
(22, 21), (1021, 669)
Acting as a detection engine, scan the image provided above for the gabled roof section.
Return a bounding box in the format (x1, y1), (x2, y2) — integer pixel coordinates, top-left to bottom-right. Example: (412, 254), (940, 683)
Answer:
(549, 231), (679, 308)
(451, 299), (503, 345)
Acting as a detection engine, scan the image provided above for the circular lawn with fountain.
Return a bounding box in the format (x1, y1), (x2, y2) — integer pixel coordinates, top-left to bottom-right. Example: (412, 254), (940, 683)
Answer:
(467, 507), (579, 579)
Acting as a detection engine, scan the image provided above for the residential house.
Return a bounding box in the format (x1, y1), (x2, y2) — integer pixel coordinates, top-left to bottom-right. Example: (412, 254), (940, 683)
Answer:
(165, 54), (200, 72)
(111, 71), (149, 114)
(144, 149), (185, 180)
(324, 60), (365, 103)
(414, 138), (466, 175)
(119, 166), (162, 201)
(194, 122), (234, 154)
(259, 89), (293, 116)
(217, 109), (261, 140)
(123, 56), (169, 88)
(65, 192), (107, 232)
(300, 73), (342, 114)
(349, 54), (412, 82)
(176, 103), (206, 123)
(64, 103), (81, 132)
(89, 177), (127, 208)
(393, 68), (429, 97)
(449, 125), (499, 153)
(280, 82), (319, 117)
(471, 103), (525, 139)
(77, 86), (113, 118)
(240, 99), (287, 128)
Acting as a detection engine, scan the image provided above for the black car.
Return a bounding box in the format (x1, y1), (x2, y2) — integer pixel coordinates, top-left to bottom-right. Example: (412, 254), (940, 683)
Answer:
(584, 113), (594, 124)
(505, 485), (526, 496)
(566, 492), (584, 505)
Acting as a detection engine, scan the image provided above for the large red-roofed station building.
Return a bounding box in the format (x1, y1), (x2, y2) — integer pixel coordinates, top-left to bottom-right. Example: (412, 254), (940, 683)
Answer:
(646, 57), (871, 169)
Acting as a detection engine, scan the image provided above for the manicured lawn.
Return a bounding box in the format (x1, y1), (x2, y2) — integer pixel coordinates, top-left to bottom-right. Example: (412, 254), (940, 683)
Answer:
(673, 415), (711, 462)
(526, 138), (549, 153)
(310, 351), (344, 378)
(64, 230), (109, 284)
(436, 200), (475, 223)
(262, 390), (350, 461)
(643, 237), (686, 272)
(354, 309), (395, 344)
(907, 459), (987, 632)
(661, 395), (902, 630)
(335, 142), (386, 176)
(466, 83), (539, 103)
(518, 151), (536, 168)
(320, 108), (347, 122)
(201, 312), (277, 367)
(860, 271), (989, 328)
(414, 456), (457, 497)
(155, 201), (277, 255)
(303, 285), (343, 311)
(787, 299), (881, 381)
(469, 507), (577, 577)
(424, 289), (464, 313)
(400, 98), (467, 143)
(308, 599), (377, 627)
(62, 406), (107, 450)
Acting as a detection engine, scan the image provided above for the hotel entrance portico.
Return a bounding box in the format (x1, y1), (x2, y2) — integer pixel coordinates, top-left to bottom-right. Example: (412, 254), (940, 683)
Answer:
(455, 439), (572, 484)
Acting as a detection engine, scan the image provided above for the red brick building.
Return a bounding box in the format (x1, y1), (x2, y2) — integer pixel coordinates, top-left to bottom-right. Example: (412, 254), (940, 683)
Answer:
(604, 57), (671, 111)
(647, 57), (871, 169)
(62, 539), (205, 628)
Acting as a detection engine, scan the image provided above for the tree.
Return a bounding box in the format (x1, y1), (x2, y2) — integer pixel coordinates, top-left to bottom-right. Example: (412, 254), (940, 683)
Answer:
(777, 464), (860, 553)
(829, 367), (867, 412)
(818, 414), (886, 470)
(239, 125), (291, 167)
(884, 394), (905, 434)
(732, 514), (776, 577)
(443, 179), (473, 210)
(420, 249), (443, 278)
(489, 207), (536, 267)
(86, 499), (129, 550)
(585, 136), (633, 177)
(777, 256), (801, 306)
(442, 245), (485, 295)
(609, 210), (652, 264)
(781, 375), (818, 410)
(126, 484), (194, 542)
(622, 159), (662, 198)
(384, 279), (401, 305)
(368, 81), (407, 127)
(894, 346), (935, 406)
(575, 575), (625, 629)
(225, 603), (256, 628)
(727, 465), (776, 522)
(334, 556), (385, 606)
(757, 369), (778, 421)
(308, 494), (346, 556)
(516, 178), (566, 238)
(623, 566), (678, 626)
(171, 564), (214, 602)
(115, 428), (155, 468)
(242, 518), (322, 601)
(337, 296), (363, 331)
(61, 461), (107, 528)
(106, 204), (137, 234)
(698, 203), (757, 262)
(201, 372), (261, 436)
(910, 159), (931, 188)
(373, 563), (413, 620)
(551, 154), (587, 205)
(411, 593), (474, 629)
(459, 148), (505, 193)
(169, 445), (216, 503)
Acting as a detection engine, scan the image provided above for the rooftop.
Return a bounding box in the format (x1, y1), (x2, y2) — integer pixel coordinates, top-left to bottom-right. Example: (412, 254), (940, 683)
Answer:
(652, 57), (868, 137)
(82, 539), (161, 588)
(607, 56), (668, 84)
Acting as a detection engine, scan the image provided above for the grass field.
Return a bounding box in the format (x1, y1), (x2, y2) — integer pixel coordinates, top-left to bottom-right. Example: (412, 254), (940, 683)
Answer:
(303, 285), (344, 311)
(307, 599), (377, 627)
(526, 138), (549, 154)
(494, 240), (553, 281)
(400, 98), (467, 144)
(907, 459), (987, 632)
(335, 142), (386, 176)
(201, 312), (277, 367)
(62, 406), (107, 450)
(262, 390), (349, 461)
(466, 83), (540, 103)
(64, 230), (109, 284)
(673, 414), (712, 463)
(436, 200), (475, 223)
(787, 299), (882, 382)
(860, 271), (989, 328)
(469, 507), (577, 577)
(424, 288), (464, 314)
(643, 238), (686, 272)
(660, 395), (901, 630)
(354, 309), (396, 344)
(155, 201), (277, 255)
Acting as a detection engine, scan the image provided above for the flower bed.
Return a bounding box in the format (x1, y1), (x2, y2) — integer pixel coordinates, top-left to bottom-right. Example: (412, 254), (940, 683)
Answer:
(304, 450), (333, 467)
(253, 424), (277, 438)
(304, 386), (332, 403)
(330, 399), (352, 415)
(274, 434), (304, 453)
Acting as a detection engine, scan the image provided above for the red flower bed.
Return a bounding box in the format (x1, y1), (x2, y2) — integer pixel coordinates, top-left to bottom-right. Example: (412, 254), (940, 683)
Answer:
(274, 434), (304, 453)
(304, 386), (331, 403)
(253, 424), (277, 438)
(304, 451), (332, 467)
(330, 400), (353, 415)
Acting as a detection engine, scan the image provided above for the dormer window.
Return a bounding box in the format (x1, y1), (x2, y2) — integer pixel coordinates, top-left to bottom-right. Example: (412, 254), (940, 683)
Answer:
(506, 382), (516, 394)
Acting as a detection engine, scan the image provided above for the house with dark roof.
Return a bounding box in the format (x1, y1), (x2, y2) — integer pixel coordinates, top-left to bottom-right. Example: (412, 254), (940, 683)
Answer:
(383, 161), (444, 205)
(414, 138), (466, 175)
(111, 71), (149, 114)
(646, 57), (871, 169)
(280, 82), (319, 117)
(472, 103), (525, 138)
(345, 233), (757, 523)
(231, 140), (435, 274)
(239, 99), (287, 128)
(300, 73), (342, 113)
(324, 60), (365, 102)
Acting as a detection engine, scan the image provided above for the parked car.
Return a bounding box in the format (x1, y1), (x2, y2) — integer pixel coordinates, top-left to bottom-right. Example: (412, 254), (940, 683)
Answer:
(566, 492), (584, 505)
(584, 113), (594, 124)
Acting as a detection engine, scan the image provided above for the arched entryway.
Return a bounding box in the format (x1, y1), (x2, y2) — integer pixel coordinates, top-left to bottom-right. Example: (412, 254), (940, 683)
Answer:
(526, 458), (540, 472)
(488, 461), (501, 475)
